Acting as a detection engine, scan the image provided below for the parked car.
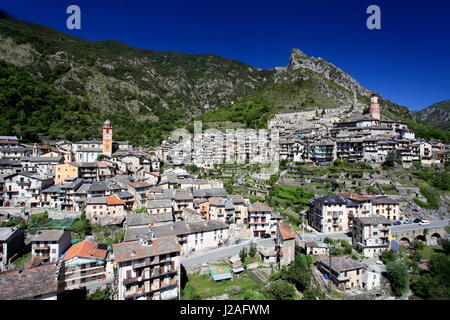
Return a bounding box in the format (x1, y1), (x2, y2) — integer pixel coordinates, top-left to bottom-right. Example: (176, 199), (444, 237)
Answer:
(403, 219), (413, 224)
(413, 218), (423, 223)
(419, 221), (430, 226)
(392, 221), (402, 225)
(235, 239), (241, 244)
(262, 234), (271, 238)
(421, 217), (430, 222)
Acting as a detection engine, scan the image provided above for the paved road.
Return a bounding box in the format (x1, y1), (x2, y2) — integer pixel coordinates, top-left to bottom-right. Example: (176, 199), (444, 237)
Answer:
(298, 231), (351, 242)
(390, 219), (449, 233)
(181, 238), (275, 268)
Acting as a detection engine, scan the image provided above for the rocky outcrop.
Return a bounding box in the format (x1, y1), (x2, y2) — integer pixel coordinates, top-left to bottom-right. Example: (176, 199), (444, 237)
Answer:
(286, 48), (373, 98)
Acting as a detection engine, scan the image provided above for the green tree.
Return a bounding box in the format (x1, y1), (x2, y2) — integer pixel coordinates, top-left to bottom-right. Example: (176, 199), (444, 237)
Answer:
(440, 238), (450, 255)
(70, 213), (92, 237)
(285, 254), (313, 291)
(411, 253), (450, 300)
(87, 288), (112, 300)
(185, 164), (199, 174)
(243, 289), (262, 300)
(411, 240), (425, 251)
(386, 261), (410, 296)
(97, 154), (110, 161)
(264, 280), (296, 300)
(239, 247), (248, 264)
(27, 211), (49, 227)
(248, 242), (257, 258)
(384, 151), (398, 167)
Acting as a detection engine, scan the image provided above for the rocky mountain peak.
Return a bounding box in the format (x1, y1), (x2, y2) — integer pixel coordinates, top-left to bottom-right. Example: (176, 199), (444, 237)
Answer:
(287, 48), (309, 70)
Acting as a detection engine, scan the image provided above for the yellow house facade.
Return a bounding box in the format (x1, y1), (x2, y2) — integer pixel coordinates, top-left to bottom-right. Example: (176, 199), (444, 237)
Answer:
(55, 163), (79, 184)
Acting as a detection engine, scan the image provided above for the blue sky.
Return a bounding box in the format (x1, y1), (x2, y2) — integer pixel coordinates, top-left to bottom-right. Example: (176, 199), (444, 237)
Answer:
(2, 0), (450, 111)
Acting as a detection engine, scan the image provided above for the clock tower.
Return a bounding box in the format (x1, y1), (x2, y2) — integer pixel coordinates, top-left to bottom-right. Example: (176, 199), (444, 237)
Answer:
(102, 119), (113, 156)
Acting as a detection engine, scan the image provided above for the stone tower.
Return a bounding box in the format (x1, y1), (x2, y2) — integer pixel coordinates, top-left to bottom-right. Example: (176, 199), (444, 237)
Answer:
(102, 119), (113, 156)
(369, 94), (381, 120)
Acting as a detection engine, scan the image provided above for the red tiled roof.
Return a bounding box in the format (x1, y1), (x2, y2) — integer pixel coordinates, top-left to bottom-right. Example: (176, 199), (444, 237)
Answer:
(249, 201), (273, 212)
(338, 192), (372, 201)
(278, 223), (296, 240)
(106, 194), (125, 206)
(63, 240), (107, 261)
(144, 171), (160, 177)
(97, 161), (108, 168)
(129, 181), (150, 189)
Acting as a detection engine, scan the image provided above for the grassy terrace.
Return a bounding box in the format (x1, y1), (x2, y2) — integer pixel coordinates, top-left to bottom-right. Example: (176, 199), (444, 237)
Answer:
(11, 251), (31, 268)
(181, 271), (263, 300)
(380, 184), (399, 195)
(420, 246), (442, 260)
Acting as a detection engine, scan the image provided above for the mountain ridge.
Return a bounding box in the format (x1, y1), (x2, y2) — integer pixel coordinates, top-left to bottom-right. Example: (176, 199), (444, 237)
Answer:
(0, 12), (446, 146)
(415, 99), (450, 130)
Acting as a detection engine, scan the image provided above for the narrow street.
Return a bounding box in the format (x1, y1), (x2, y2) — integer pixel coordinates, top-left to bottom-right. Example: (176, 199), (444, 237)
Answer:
(181, 238), (275, 268)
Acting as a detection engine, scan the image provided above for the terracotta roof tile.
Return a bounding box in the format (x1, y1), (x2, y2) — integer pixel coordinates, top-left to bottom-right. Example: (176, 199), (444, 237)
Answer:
(63, 240), (107, 261)
(106, 194), (126, 206)
(338, 192), (372, 202)
(249, 201), (273, 212)
(278, 223), (296, 240)
(129, 181), (150, 189)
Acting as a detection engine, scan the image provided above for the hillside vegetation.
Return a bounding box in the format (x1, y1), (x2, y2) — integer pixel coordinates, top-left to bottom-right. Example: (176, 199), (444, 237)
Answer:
(0, 12), (448, 146)
(416, 99), (450, 130)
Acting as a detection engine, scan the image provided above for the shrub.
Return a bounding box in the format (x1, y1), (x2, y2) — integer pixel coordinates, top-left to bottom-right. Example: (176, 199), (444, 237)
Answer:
(386, 261), (409, 296)
(239, 247), (248, 264)
(87, 288), (112, 300)
(264, 280), (296, 300)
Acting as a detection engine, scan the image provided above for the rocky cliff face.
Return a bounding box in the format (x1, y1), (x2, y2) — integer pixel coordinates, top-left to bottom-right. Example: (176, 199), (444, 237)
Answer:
(286, 48), (373, 98)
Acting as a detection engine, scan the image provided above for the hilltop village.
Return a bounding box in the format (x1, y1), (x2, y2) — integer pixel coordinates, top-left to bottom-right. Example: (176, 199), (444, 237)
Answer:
(166, 95), (446, 168)
(0, 95), (449, 300)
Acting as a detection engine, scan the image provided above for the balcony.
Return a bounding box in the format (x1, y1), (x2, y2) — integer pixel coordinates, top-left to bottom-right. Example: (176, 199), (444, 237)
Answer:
(125, 280), (178, 299)
(132, 257), (159, 269)
(123, 276), (140, 285)
(149, 279), (178, 293)
(34, 246), (50, 251)
(145, 267), (177, 280)
(124, 288), (146, 299)
(66, 270), (106, 282)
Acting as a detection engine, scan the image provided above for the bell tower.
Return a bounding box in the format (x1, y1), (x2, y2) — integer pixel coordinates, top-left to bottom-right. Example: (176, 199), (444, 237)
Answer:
(369, 94), (381, 120)
(102, 119), (113, 156)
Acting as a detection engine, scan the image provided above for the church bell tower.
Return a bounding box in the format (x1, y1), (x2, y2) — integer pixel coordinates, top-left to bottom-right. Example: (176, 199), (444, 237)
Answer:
(102, 119), (113, 156)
